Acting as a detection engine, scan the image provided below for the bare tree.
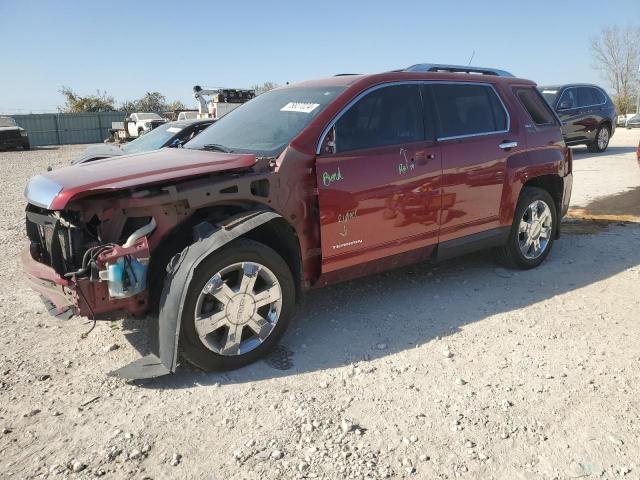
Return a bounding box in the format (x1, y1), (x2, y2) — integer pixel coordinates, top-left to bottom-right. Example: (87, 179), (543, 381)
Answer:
(251, 81), (280, 96)
(590, 26), (640, 114)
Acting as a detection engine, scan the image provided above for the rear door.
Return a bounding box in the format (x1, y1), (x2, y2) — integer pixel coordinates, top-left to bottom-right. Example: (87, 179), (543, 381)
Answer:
(432, 82), (524, 242)
(556, 87), (583, 143)
(576, 87), (600, 140)
(315, 83), (442, 273)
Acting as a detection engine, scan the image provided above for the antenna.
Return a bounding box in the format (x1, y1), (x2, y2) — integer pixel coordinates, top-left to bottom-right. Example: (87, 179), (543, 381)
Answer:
(467, 51), (476, 66)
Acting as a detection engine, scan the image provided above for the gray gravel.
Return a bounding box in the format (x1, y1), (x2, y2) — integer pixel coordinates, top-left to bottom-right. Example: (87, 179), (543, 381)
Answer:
(1, 132), (639, 479)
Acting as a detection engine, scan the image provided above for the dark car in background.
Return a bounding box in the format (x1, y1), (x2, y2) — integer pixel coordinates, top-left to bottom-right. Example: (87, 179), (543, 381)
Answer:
(0, 116), (30, 150)
(72, 118), (214, 164)
(539, 84), (616, 152)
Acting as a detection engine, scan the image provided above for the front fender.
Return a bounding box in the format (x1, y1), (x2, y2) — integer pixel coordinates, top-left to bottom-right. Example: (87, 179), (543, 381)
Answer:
(110, 209), (282, 379)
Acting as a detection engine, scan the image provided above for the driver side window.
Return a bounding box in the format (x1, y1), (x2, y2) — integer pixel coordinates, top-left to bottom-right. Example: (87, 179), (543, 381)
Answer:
(332, 84), (424, 154)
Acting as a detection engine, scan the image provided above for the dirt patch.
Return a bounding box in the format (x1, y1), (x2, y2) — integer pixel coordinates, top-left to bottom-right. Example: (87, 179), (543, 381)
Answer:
(567, 186), (640, 222)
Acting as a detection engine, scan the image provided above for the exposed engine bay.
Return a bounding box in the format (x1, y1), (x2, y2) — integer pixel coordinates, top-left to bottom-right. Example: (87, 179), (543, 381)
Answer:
(25, 204), (155, 317)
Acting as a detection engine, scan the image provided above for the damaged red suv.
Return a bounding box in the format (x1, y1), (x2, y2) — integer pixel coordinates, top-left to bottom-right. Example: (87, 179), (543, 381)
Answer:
(22, 64), (572, 378)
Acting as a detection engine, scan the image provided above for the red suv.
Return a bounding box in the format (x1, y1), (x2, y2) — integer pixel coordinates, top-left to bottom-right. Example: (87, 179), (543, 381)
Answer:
(22, 64), (572, 378)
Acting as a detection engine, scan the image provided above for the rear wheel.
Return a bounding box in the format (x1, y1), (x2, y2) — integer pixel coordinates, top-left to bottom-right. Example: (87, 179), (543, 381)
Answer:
(497, 187), (557, 269)
(177, 238), (295, 371)
(587, 124), (610, 152)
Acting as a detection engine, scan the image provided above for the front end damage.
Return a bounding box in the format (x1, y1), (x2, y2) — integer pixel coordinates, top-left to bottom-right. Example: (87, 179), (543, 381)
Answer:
(24, 205), (154, 319)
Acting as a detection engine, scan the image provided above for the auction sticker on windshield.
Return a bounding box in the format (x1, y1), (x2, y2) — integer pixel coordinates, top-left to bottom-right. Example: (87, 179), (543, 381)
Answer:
(280, 102), (320, 113)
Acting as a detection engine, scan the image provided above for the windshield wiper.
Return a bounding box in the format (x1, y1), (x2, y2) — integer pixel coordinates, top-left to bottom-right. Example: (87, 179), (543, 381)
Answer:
(200, 143), (234, 153)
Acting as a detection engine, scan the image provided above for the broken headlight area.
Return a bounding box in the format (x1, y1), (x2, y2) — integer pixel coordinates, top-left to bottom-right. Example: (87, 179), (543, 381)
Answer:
(25, 204), (155, 317)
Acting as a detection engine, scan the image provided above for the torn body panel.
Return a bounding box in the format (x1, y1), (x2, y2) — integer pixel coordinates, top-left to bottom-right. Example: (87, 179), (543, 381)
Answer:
(23, 147), (319, 326)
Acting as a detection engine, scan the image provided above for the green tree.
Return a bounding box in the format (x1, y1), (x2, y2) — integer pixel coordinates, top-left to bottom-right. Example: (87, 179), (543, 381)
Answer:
(58, 86), (116, 112)
(121, 92), (186, 113)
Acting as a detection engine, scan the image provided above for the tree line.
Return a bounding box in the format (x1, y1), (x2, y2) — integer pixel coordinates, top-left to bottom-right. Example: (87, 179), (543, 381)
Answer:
(58, 82), (280, 114)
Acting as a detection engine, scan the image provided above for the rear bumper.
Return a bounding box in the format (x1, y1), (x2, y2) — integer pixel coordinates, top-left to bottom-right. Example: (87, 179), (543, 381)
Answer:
(561, 173), (573, 218)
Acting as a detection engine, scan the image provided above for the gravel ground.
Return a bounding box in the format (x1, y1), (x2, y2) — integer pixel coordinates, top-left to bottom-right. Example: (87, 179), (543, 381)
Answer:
(1, 129), (639, 479)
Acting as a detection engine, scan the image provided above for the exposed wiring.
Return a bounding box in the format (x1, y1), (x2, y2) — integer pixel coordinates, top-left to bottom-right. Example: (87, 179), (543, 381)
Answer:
(75, 281), (96, 339)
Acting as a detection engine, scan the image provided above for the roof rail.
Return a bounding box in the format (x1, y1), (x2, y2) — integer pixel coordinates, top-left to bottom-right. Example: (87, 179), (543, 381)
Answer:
(405, 63), (514, 77)
(334, 73), (361, 76)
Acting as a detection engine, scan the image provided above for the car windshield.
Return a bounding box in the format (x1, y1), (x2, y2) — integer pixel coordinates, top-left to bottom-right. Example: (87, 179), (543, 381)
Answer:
(0, 117), (17, 127)
(136, 113), (162, 120)
(185, 86), (346, 157)
(121, 123), (182, 154)
(538, 88), (559, 106)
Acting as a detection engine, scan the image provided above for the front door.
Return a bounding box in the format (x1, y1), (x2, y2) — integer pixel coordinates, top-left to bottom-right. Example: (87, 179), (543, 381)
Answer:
(315, 84), (442, 273)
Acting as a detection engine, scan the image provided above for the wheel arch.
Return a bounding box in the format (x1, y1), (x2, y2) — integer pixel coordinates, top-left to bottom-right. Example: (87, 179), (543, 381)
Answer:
(147, 203), (302, 314)
(114, 208), (298, 379)
(521, 174), (564, 238)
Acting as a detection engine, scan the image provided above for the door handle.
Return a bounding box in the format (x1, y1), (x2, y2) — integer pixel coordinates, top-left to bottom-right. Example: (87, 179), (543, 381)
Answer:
(416, 152), (435, 165)
(499, 141), (518, 150)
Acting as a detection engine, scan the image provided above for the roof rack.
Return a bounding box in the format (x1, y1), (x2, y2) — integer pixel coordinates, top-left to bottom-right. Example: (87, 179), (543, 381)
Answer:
(405, 63), (514, 77)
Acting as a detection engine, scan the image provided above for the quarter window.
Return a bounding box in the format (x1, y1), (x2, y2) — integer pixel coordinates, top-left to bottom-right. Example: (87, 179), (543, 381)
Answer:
(333, 85), (424, 153)
(515, 88), (556, 126)
(432, 84), (507, 138)
(591, 87), (606, 105)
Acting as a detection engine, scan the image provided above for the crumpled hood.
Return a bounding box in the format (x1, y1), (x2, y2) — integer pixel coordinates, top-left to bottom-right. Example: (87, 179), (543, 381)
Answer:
(25, 148), (257, 210)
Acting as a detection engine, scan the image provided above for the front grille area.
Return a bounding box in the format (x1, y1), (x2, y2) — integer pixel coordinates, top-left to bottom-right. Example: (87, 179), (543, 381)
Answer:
(25, 205), (85, 275)
(0, 130), (21, 142)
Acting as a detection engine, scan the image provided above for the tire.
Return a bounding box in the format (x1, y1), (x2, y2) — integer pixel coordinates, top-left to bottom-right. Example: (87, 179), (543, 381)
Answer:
(172, 238), (295, 372)
(587, 124), (610, 152)
(496, 186), (557, 269)
(23, 142), (30, 150)
(138, 129), (144, 137)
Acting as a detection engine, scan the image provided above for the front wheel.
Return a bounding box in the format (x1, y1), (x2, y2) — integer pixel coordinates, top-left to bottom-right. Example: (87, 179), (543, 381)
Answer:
(497, 187), (557, 269)
(587, 124), (610, 152)
(176, 238), (295, 371)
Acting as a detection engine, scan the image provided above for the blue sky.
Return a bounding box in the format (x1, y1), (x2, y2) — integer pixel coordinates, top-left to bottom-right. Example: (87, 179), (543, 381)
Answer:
(1, 0), (638, 113)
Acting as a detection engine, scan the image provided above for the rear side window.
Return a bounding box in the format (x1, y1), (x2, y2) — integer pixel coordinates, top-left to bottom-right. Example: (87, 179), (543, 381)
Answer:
(433, 84), (508, 138)
(334, 84), (423, 153)
(577, 87), (597, 107)
(515, 88), (556, 126)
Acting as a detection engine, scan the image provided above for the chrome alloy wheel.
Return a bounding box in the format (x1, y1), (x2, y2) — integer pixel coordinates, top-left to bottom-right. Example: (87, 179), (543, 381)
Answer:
(194, 262), (282, 356)
(518, 200), (553, 260)
(597, 127), (609, 150)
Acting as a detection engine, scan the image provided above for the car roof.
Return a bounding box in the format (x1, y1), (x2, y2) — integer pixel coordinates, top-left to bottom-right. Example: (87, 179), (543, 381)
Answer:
(539, 84), (605, 90)
(287, 69), (536, 91)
